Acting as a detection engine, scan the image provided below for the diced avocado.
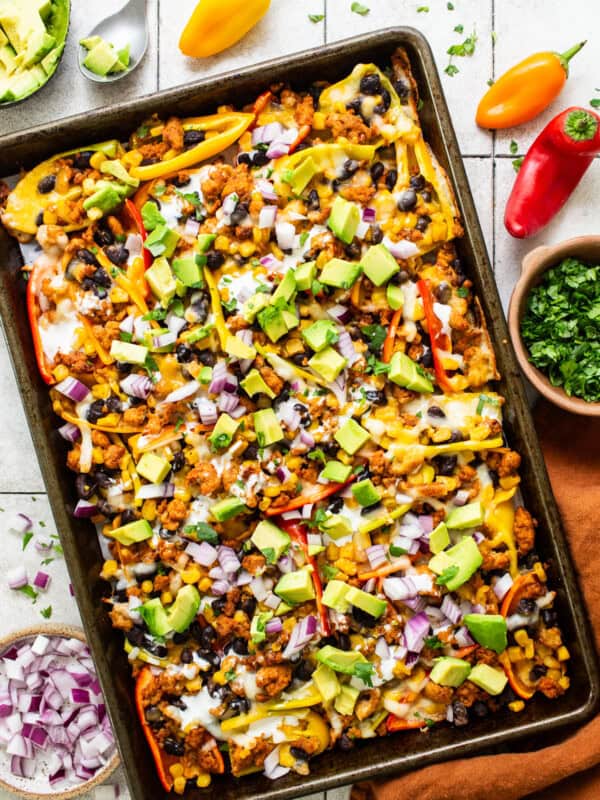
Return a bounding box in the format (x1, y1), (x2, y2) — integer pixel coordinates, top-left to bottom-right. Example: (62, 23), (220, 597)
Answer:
(254, 408), (284, 447)
(328, 196), (360, 244)
(294, 261), (317, 291)
(351, 478), (381, 507)
(251, 520), (290, 563)
(197, 233), (216, 253)
(316, 645), (368, 675)
(144, 224), (180, 258)
(289, 156), (318, 195)
(468, 663), (508, 696)
(240, 368), (276, 399)
(361, 244), (399, 287)
(145, 257), (177, 306)
(320, 460), (352, 483)
(428, 536), (483, 591)
(445, 501), (484, 530)
(275, 568), (315, 604)
(109, 519), (153, 546)
(430, 657), (471, 687)
(319, 257), (362, 289)
(387, 283), (404, 310)
(225, 333), (256, 360)
(335, 418), (371, 455)
(198, 366), (212, 384)
(313, 663), (340, 703)
(257, 305), (288, 343)
(308, 544), (325, 556)
(82, 39), (120, 76)
(137, 452), (171, 484)
(464, 614), (507, 654)
(321, 514), (353, 540)
(346, 586), (387, 619)
(334, 684), (360, 716)
(302, 320), (339, 352)
(281, 308), (299, 331)
(211, 496), (247, 522)
(139, 598), (172, 638)
(250, 610), (273, 643)
(0, 67), (41, 101)
(389, 352), (434, 393)
(167, 585), (200, 633)
(82, 184), (122, 215)
(429, 522), (450, 555)
(109, 339), (148, 365)
(100, 159), (139, 188)
(275, 601), (292, 616)
(242, 292), (270, 323)
(308, 346), (347, 382)
(209, 413), (240, 451)
(322, 580), (352, 613)
(171, 257), (202, 287)
(117, 43), (130, 69)
(271, 270), (296, 305)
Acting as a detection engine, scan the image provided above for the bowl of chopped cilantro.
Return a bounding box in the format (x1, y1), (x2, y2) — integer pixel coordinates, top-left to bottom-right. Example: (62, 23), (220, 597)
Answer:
(509, 236), (600, 415)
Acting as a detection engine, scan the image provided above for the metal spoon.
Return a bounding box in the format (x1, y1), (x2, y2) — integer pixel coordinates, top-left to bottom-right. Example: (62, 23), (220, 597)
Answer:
(78, 0), (148, 83)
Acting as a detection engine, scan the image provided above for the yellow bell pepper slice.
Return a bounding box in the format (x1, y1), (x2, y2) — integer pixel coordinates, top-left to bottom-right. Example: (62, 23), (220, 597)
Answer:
(273, 142), (377, 195)
(390, 436), (504, 461)
(266, 682), (322, 711)
(2, 140), (122, 237)
(220, 707), (268, 732)
(254, 344), (330, 389)
(179, 0), (271, 59)
(77, 315), (113, 366)
(359, 503), (412, 535)
(54, 406), (144, 435)
(203, 266), (228, 349)
(130, 113), (254, 181)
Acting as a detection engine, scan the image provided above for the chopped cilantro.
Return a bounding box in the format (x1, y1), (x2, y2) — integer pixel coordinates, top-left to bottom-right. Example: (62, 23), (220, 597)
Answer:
(512, 157), (524, 172)
(424, 635), (444, 650)
(444, 64), (460, 77)
(454, 23), (464, 33)
(136, 123), (150, 138)
(509, 140), (519, 155)
(299, 231), (309, 247)
(436, 564), (460, 586)
(417, 5), (429, 11)
(476, 393), (499, 415)
(41, 558), (54, 566)
(169, 298), (185, 317)
(262, 547), (277, 564)
(457, 286), (469, 298)
(22, 532), (33, 551)
(447, 30), (477, 57)
(40, 605), (52, 619)
(183, 522), (219, 544)
(366, 354), (390, 375)
(175, 417), (184, 432)
(351, 2), (369, 15)
(322, 564), (340, 580)
(307, 449), (328, 465)
(225, 669), (237, 682)
(119, 331), (133, 343)
(18, 585), (38, 602)
(308, 13), (325, 22)
(389, 544), (408, 557)
(361, 323), (386, 352)
(311, 279), (324, 296)
(353, 661), (375, 687)
(153, 182), (167, 197)
(222, 298), (238, 313)
(447, 1), (454, 7)
(591, 98), (600, 109)
(142, 308), (167, 321)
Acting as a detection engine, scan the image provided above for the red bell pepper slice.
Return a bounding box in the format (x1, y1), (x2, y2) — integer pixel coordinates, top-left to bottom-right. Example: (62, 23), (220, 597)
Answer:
(265, 476), (355, 517)
(135, 667), (176, 791)
(250, 90), (273, 128)
(288, 124), (311, 155)
(416, 278), (454, 393)
(26, 264), (55, 385)
(124, 198), (153, 270)
(277, 518), (331, 637)
(386, 714), (428, 732)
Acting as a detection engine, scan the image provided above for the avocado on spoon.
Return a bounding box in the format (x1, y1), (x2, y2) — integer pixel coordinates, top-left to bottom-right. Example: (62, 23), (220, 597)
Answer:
(78, 0), (148, 83)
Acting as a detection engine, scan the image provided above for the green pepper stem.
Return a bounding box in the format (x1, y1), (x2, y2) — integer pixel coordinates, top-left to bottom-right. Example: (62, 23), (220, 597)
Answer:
(558, 40), (586, 74)
(564, 110), (598, 142)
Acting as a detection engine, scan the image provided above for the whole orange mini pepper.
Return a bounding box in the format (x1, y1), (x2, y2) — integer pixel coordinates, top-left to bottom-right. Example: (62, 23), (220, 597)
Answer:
(476, 41), (586, 129)
(179, 0), (271, 58)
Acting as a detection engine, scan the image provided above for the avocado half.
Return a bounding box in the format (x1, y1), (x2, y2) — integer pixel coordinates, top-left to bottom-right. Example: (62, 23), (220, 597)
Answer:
(0, 0), (71, 107)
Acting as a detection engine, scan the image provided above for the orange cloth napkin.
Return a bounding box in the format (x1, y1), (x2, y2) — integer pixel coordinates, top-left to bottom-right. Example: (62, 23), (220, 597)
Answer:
(352, 400), (600, 800)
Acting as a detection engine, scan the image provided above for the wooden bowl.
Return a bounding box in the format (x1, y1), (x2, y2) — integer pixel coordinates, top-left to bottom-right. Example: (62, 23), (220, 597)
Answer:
(0, 624), (119, 800)
(508, 235), (600, 417)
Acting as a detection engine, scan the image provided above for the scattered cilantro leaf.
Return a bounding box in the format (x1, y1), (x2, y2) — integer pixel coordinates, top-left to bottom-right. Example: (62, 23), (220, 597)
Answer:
(424, 635), (444, 649)
(417, 5), (429, 11)
(366, 354), (391, 375)
(22, 532), (34, 551)
(184, 522), (219, 544)
(322, 564), (340, 580)
(447, 30), (477, 57)
(361, 324), (386, 352)
(590, 98), (600, 109)
(18, 585), (38, 602)
(445, 63), (459, 77)
(40, 605), (52, 619)
(457, 286), (469, 298)
(512, 157), (524, 172)
(509, 140), (519, 155)
(447, 1), (454, 8)
(261, 547), (277, 564)
(307, 449), (328, 466)
(119, 331), (133, 343)
(351, 1), (370, 15)
(225, 669), (237, 682)
(436, 565), (459, 586)
(41, 558), (54, 566)
(308, 13), (325, 22)
(454, 23), (464, 33)
(222, 298), (238, 313)
(354, 661), (375, 687)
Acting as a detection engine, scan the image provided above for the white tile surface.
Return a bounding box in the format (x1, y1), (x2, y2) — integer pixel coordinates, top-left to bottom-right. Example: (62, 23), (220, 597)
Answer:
(0, 1), (595, 798)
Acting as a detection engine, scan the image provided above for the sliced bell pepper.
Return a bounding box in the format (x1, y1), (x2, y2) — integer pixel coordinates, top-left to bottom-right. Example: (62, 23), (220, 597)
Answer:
(382, 308), (402, 363)
(277, 519), (331, 636)
(130, 113), (254, 181)
(265, 475), (355, 517)
(288, 124), (311, 155)
(416, 278), (454, 393)
(135, 667), (176, 791)
(252, 90), (273, 124)
(386, 714), (427, 732)
(452, 644), (478, 659)
(500, 571), (542, 617)
(203, 266), (229, 349)
(389, 437), (504, 462)
(77, 315), (113, 365)
(26, 264), (56, 384)
(499, 652), (535, 700)
(57, 408), (144, 435)
(124, 198), (153, 270)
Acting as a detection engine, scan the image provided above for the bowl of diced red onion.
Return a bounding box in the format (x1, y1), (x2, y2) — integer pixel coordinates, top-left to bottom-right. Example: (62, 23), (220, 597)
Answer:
(0, 625), (119, 798)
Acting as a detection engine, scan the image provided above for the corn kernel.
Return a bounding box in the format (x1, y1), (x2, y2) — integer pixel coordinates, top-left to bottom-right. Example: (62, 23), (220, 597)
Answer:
(340, 544), (354, 559)
(547, 668), (561, 681)
(536, 643), (551, 658)
(212, 670), (227, 686)
(507, 646), (523, 663)
(326, 543), (339, 560)
(279, 746), (296, 768)
(533, 561), (547, 582)
(89, 151), (106, 169)
(215, 235), (229, 251)
(110, 287), (129, 304)
(141, 580), (153, 594)
(186, 677), (202, 692)
(239, 241), (256, 258)
(196, 773), (212, 788)
(52, 364), (69, 382)
(514, 630), (530, 648)
(141, 499), (157, 521)
(161, 591), (173, 605)
(182, 566), (202, 584)
(92, 447), (104, 464)
(263, 485), (282, 498)
(169, 764), (184, 778)
(173, 776), (186, 795)
(97, 413), (120, 426)
(84, 341), (96, 356)
(101, 560), (118, 579)
(92, 383), (111, 400)
(198, 577), (212, 593)
(557, 646), (570, 661)
(508, 700), (525, 713)
(335, 558), (357, 576)
(558, 675), (570, 690)
(174, 486), (191, 503)
(543, 656), (560, 669)
(313, 111), (326, 129)
(524, 642), (535, 660)
(338, 451), (352, 465)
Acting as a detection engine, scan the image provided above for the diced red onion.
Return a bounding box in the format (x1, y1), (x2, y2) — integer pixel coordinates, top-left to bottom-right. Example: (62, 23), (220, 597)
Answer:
(152, 331), (176, 349)
(250, 576), (268, 601)
(256, 178), (279, 200)
(236, 570), (253, 587)
(119, 314), (134, 335)
(362, 207), (376, 223)
(366, 544), (387, 570)
(124, 233), (143, 258)
(211, 580), (230, 596)
(120, 374), (152, 400)
(453, 489), (470, 507)
(7, 734), (31, 758)
(218, 392), (239, 414)
(10, 754), (35, 778)
(493, 573), (514, 601)
(6, 513), (33, 535)
(301, 503), (314, 520)
(281, 127), (299, 145)
(418, 515), (434, 534)
(265, 618), (283, 636)
(185, 541), (217, 567)
(259, 254), (282, 271)
(440, 595), (462, 625)
(375, 636), (390, 659)
(454, 626), (474, 648)
(133, 316), (150, 342)
(307, 533), (322, 548)
(337, 331), (359, 366)
(218, 546), (241, 575)
(275, 221), (295, 251)
(7, 567), (28, 590)
(263, 745), (290, 780)
(266, 141), (290, 160)
(282, 615), (317, 659)
(208, 362), (227, 394)
(252, 122), (284, 145)
(327, 304), (352, 324)
(164, 381), (199, 404)
(136, 483), (174, 500)
(383, 576), (416, 602)
(281, 510), (301, 521)
(58, 422), (81, 443)
(194, 397), (218, 426)
(383, 236), (419, 260)
(208, 566), (226, 581)
(277, 555), (293, 573)
(184, 218), (200, 237)
(0, 705), (12, 718)
(404, 612), (430, 653)
(329, 374), (347, 406)
(276, 465), (291, 483)
(222, 192), (239, 217)
(263, 592), (280, 610)
(258, 205), (278, 229)
(55, 377), (90, 403)
(166, 312), (187, 337)
(33, 572), (51, 591)
(73, 500), (97, 519)
(472, 531), (485, 544)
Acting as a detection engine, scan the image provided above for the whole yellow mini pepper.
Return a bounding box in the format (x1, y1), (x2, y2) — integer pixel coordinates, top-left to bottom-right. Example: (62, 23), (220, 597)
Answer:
(179, 0), (271, 58)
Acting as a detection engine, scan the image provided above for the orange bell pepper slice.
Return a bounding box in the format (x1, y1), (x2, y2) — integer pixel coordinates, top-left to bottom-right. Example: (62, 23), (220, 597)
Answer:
(499, 652), (535, 700)
(135, 667), (176, 791)
(500, 572), (541, 617)
(265, 475), (355, 517)
(288, 124), (311, 154)
(26, 264), (55, 385)
(452, 644), (478, 659)
(386, 714), (428, 732)
(382, 308), (402, 363)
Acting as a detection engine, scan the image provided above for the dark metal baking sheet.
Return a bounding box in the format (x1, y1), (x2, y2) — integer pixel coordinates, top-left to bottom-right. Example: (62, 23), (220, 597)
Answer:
(0, 27), (597, 800)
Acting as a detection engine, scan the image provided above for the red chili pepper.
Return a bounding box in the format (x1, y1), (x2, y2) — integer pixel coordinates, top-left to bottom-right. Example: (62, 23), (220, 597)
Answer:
(277, 519), (331, 636)
(416, 279), (454, 393)
(26, 265), (55, 385)
(124, 198), (153, 270)
(505, 107), (600, 238)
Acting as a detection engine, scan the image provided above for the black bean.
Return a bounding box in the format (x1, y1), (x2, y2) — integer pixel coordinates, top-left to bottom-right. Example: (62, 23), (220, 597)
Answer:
(76, 473), (97, 500)
(365, 389), (386, 405)
(243, 443), (258, 462)
(105, 244), (129, 265)
(231, 637), (249, 655)
(410, 174), (426, 191)
(167, 696), (188, 710)
(428, 405), (446, 418)
(421, 190), (432, 203)
(252, 150), (270, 167)
(237, 152), (253, 166)
(530, 664), (548, 681)
(35, 211), (44, 227)
(241, 596), (257, 618)
(337, 632), (351, 651)
(328, 496), (343, 514)
(516, 598), (537, 616)
(77, 248), (99, 266)
(291, 353), (308, 366)
(191, 296), (209, 324)
(434, 455), (457, 476)
(498, 685), (517, 706)
(172, 632), (187, 645)
(230, 202), (249, 226)
(72, 151), (93, 170)
(309, 84), (323, 105)
(452, 701), (469, 727)
(344, 241), (362, 260)
(144, 705), (162, 724)
(360, 73), (382, 95)
(352, 606), (378, 628)
(290, 746), (310, 761)
(206, 250), (224, 269)
(435, 281), (452, 304)
(92, 267), (111, 288)
(341, 159), (359, 179)
(159, 527), (175, 539)
(448, 430), (465, 443)
(183, 129), (206, 148)
(370, 161), (384, 184)
(416, 214), (431, 232)
(521, 550), (540, 570)
(339, 734), (354, 750)
(393, 78), (410, 99)
(307, 189), (320, 210)
(164, 737), (185, 757)
(212, 597), (228, 617)
(369, 223), (384, 244)
(230, 696), (250, 716)
(37, 175), (56, 194)
(126, 626), (145, 647)
(385, 169), (398, 191)
(541, 608), (558, 627)
(86, 400), (105, 424)
(180, 648), (193, 664)
(176, 344), (194, 363)
(397, 189), (417, 211)
(197, 349), (216, 366)
(293, 659), (315, 682)
(105, 395), (121, 414)
(472, 701), (489, 718)
(93, 467), (115, 488)
(171, 173), (191, 188)
(199, 650), (220, 669)
(94, 226), (114, 247)
(380, 88), (391, 110)
(200, 625), (216, 647)
(121, 509), (137, 525)
(331, 178), (341, 194)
